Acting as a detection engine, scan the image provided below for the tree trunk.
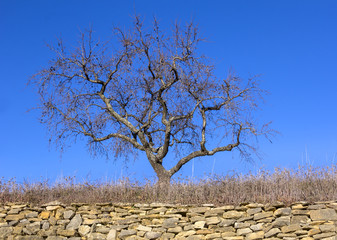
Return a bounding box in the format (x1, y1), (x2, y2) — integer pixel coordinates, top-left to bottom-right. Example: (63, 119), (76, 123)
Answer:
(154, 171), (171, 200)
(156, 171), (172, 186)
(146, 152), (172, 186)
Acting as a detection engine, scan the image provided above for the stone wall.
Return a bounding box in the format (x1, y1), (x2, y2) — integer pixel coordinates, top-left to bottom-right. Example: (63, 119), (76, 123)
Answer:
(1, 201), (337, 239)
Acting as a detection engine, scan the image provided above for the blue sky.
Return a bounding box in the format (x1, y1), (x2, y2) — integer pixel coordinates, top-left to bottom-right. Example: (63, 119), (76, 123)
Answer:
(1, 0), (337, 184)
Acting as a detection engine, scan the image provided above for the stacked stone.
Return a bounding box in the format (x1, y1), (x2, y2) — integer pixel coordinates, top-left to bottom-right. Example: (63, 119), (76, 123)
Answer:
(1, 201), (337, 239)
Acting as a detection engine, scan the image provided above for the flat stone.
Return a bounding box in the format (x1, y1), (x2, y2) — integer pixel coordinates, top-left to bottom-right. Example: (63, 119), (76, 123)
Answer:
(9, 220), (18, 226)
(190, 216), (206, 223)
(238, 215), (254, 222)
(145, 231), (162, 239)
(116, 218), (139, 225)
(308, 204), (326, 210)
(148, 207), (167, 214)
(319, 224), (335, 232)
(291, 215), (309, 224)
(250, 223), (263, 231)
(194, 221), (206, 229)
(205, 233), (221, 239)
(13, 237), (42, 240)
(8, 209), (20, 214)
(12, 226), (23, 235)
(5, 214), (25, 221)
(237, 227), (252, 235)
(183, 224), (194, 231)
(292, 209), (310, 215)
(274, 207), (291, 216)
(222, 237), (244, 240)
(221, 232), (237, 237)
(25, 222), (40, 234)
(11, 204), (27, 209)
(83, 218), (97, 225)
(134, 203), (150, 208)
(186, 235), (204, 240)
(196, 229), (212, 234)
(40, 211), (50, 219)
(219, 205), (235, 210)
(310, 220), (325, 225)
(281, 224), (301, 233)
(78, 225), (91, 236)
(25, 212), (38, 218)
(189, 207), (210, 213)
(0, 227), (13, 238)
(57, 229), (76, 237)
(46, 205), (61, 211)
(119, 229), (137, 239)
(292, 203), (307, 210)
(272, 216), (290, 227)
(308, 228), (321, 236)
(254, 211), (273, 220)
(246, 231), (264, 240)
(205, 209), (225, 216)
(313, 232), (336, 239)
(220, 219), (235, 227)
(247, 208), (262, 215)
(310, 209), (337, 221)
(162, 218), (178, 228)
(110, 224), (129, 231)
(265, 228), (281, 238)
(235, 206), (248, 211)
(234, 222), (250, 229)
(162, 233), (175, 239)
(107, 229), (117, 240)
(206, 216), (220, 225)
(63, 210), (75, 219)
(295, 229), (309, 235)
(277, 232), (297, 237)
(57, 219), (70, 225)
(66, 214), (82, 230)
(87, 233), (106, 240)
(137, 225), (152, 232)
(0, 223), (8, 227)
(46, 237), (67, 240)
(223, 211), (244, 219)
(167, 226), (182, 233)
(176, 230), (196, 237)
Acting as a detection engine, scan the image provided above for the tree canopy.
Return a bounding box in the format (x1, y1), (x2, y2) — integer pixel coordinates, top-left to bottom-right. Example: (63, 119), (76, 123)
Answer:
(30, 16), (274, 184)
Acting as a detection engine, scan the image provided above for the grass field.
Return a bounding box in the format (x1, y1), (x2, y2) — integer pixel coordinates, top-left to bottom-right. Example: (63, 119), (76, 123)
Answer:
(1, 165), (337, 205)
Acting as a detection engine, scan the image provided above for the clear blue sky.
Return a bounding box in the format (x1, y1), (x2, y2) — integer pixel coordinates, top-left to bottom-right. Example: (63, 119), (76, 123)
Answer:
(1, 0), (337, 184)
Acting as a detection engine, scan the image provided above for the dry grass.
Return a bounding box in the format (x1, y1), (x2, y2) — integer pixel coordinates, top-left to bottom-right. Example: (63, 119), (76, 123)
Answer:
(2, 165), (337, 206)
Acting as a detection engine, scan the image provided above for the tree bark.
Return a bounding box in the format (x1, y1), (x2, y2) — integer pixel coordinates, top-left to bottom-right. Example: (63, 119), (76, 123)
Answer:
(156, 171), (171, 186)
(146, 152), (172, 186)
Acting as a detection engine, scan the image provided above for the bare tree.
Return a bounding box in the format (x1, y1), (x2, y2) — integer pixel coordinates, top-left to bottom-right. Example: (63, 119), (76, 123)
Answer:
(30, 16), (274, 185)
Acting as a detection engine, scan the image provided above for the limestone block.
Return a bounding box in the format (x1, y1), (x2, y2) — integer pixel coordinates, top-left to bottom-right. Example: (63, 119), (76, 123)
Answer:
(310, 209), (337, 221)
(246, 231), (264, 240)
(144, 231), (162, 239)
(223, 211), (244, 219)
(119, 229), (137, 239)
(264, 228), (281, 238)
(0, 226), (13, 238)
(66, 214), (82, 230)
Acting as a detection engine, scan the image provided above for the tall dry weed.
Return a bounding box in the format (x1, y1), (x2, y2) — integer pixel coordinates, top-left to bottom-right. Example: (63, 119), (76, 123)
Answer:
(1, 165), (337, 205)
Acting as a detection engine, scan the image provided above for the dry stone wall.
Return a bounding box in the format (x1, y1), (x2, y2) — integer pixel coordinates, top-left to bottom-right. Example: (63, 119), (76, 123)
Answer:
(1, 201), (337, 239)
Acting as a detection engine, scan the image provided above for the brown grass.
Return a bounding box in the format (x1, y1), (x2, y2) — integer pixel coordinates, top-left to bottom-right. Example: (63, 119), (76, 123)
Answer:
(1, 165), (337, 206)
